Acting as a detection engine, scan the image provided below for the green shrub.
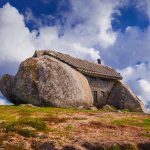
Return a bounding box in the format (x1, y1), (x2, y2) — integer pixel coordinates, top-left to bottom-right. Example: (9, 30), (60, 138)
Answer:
(18, 129), (36, 137)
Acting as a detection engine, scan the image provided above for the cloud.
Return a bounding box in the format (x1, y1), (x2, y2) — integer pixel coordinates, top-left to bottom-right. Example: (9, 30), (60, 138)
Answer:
(63, 0), (119, 48)
(119, 62), (150, 105)
(0, 97), (9, 105)
(0, 92), (11, 105)
(1, 0), (119, 76)
(0, 2), (105, 74)
(25, 8), (55, 29)
(33, 26), (100, 60)
(0, 3), (35, 65)
(0, 97), (7, 105)
(138, 79), (150, 104)
(101, 25), (150, 69)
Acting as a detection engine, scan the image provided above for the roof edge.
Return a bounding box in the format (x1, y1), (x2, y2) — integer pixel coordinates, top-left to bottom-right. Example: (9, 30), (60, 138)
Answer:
(33, 50), (123, 80)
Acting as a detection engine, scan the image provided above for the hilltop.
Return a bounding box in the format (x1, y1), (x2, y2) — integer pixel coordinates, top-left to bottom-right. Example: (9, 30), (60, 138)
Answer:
(0, 105), (150, 150)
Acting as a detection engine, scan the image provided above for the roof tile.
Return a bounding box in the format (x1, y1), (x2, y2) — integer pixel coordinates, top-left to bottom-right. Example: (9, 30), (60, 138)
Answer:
(33, 50), (122, 80)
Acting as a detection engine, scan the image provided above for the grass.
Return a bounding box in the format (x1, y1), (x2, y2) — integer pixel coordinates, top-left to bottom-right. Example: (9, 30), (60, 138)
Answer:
(43, 115), (69, 124)
(0, 106), (149, 138)
(105, 145), (121, 150)
(112, 117), (150, 131)
(0, 105), (88, 138)
(18, 128), (36, 137)
(64, 125), (74, 131)
(5, 118), (47, 131)
(3, 117), (47, 137)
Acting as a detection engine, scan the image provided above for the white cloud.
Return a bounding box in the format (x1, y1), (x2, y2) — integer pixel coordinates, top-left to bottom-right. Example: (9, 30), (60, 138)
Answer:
(0, 97), (8, 105)
(33, 26), (100, 60)
(0, 3), (35, 65)
(63, 0), (119, 48)
(0, 92), (11, 105)
(138, 79), (150, 104)
(102, 26), (150, 69)
(119, 63), (150, 105)
(0, 2), (104, 70)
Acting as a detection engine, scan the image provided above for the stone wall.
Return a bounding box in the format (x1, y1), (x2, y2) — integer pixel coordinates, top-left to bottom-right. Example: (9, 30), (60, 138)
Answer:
(86, 76), (115, 108)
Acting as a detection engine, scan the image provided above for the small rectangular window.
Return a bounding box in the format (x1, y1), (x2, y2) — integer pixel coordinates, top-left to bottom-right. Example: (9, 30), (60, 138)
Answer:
(90, 77), (96, 81)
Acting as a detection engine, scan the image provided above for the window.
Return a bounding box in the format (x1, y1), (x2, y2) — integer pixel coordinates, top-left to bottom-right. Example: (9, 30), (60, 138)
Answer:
(93, 91), (97, 103)
(90, 77), (96, 81)
(101, 79), (108, 84)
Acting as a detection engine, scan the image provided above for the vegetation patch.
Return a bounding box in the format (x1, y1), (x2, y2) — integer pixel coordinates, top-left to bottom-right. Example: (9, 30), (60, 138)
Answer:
(0, 106), (149, 149)
(64, 125), (75, 131)
(89, 121), (117, 129)
(112, 117), (150, 131)
(43, 116), (69, 124)
(4, 117), (47, 137)
(18, 128), (36, 137)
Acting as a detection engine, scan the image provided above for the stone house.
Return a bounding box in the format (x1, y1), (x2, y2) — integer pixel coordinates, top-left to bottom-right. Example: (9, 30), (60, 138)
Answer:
(0, 50), (147, 112)
(34, 50), (122, 107)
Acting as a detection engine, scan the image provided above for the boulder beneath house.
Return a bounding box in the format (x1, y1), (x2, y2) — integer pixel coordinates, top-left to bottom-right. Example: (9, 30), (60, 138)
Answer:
(0, 55), (93, 107)
(0, 74), (15, 100)
(107, 81), (147, 113)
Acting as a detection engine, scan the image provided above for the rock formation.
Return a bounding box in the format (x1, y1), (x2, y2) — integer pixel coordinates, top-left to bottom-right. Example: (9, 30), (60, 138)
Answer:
(0, 50), (147, 113)
(0, 55), (93, 107)
(107, 81), (147, 112)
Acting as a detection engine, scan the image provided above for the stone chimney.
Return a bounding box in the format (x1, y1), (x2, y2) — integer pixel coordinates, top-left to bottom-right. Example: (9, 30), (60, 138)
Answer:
(97, 59), (101, 64)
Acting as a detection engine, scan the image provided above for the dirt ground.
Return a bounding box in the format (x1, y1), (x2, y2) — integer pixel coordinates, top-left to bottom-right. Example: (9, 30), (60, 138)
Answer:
(0, 106), (150, 150)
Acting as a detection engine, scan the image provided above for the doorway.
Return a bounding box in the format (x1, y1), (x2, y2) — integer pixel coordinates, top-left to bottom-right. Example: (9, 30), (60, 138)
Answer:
(93, 91), (97, 104)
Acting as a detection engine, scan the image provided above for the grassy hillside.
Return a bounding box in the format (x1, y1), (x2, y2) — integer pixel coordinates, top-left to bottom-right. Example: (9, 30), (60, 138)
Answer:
(0, 105), (150, 150)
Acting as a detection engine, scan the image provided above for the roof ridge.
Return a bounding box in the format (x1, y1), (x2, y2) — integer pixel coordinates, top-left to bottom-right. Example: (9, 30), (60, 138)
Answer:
(33, 50), (122, 80)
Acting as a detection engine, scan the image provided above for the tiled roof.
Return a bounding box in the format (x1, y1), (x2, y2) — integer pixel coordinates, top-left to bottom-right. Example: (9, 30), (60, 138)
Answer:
(33, 50), (122, 80)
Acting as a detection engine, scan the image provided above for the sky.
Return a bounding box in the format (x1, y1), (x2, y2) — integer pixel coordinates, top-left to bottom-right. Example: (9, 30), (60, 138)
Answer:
(0, 0), (150, 108)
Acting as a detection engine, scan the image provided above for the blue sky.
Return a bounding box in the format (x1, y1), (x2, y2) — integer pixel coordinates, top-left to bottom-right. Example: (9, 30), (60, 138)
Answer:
(0, 0), (150, 108)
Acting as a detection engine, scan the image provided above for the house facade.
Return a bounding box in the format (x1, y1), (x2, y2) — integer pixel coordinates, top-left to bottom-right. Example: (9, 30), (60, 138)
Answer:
(33, 50), (122, 108)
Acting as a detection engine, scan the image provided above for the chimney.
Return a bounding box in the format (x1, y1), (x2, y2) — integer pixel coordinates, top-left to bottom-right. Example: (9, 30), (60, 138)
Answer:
(97, 59), (101, 64)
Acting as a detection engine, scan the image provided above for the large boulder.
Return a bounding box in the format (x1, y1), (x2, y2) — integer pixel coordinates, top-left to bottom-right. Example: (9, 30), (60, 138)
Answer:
(107, 81), (147, 113)
(0, 55), (93, 107)
(0, 74), (14, 100)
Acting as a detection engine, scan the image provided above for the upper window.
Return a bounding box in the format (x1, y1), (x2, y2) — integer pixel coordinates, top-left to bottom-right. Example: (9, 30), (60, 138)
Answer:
(90, 77), (96, 81)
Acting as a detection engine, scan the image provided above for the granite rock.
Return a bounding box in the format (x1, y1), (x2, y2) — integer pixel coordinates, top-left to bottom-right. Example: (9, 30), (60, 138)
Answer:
(0, 55), (93, 108)
(107, 81), (147, 113)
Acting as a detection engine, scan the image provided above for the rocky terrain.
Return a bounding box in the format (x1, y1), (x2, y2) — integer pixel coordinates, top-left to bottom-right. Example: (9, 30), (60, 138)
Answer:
(0, 105), (150, 150)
